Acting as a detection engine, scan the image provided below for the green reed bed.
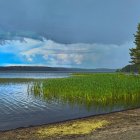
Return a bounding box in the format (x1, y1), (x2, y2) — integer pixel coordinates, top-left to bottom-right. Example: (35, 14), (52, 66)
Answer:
(30, 73), (140, 109)
(0, 78), (42, 84)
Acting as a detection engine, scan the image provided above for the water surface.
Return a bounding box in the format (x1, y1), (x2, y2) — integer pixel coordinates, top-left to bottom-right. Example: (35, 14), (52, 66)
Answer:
(0, 72), (69, 79)
(0, 72), (139, 131)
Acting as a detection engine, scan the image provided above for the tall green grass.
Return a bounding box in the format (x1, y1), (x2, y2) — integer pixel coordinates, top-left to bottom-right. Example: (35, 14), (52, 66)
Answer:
(0, 78), (40, 83)
(29, 73), (140, 109)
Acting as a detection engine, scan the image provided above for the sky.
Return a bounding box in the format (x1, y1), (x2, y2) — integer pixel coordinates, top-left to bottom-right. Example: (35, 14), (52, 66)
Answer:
(0, 0), (140, 68)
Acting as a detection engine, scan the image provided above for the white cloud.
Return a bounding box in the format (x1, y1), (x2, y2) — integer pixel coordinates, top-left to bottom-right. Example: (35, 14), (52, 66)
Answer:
(0, 37), (134, 68)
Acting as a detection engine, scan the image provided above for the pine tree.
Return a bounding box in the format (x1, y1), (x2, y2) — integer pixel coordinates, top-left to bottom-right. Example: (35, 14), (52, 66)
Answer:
(130, 23), (140, 73)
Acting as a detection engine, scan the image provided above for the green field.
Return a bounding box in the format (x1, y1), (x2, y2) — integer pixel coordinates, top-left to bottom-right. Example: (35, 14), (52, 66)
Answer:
(29, 73), (140, 109)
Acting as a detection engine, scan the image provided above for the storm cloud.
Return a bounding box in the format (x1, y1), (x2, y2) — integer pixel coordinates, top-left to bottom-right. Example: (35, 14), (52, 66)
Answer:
(0, 0), (140, 44)
(0, 0), (139, 68)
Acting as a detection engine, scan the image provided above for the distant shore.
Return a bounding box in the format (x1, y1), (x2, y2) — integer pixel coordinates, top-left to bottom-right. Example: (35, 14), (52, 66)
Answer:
(0, 108), (140, 140)
(0, 66), (116, 73)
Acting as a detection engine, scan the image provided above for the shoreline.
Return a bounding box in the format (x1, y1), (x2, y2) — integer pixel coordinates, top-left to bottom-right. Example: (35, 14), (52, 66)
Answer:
(0, 108), (140, 140)
(1, 106), (140, 133)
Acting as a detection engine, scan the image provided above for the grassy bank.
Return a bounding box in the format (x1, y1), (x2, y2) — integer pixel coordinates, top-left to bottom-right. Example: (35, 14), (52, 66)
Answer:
(30, 73), (140, 109)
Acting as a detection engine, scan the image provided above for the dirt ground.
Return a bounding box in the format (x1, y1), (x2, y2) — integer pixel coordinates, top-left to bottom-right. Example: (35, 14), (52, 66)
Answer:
(0, 108), (140, 140)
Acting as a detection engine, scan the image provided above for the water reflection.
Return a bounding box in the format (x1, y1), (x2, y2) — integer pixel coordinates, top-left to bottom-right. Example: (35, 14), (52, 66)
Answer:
(0, 76), (140, 131)
(0, 72), (70, 79)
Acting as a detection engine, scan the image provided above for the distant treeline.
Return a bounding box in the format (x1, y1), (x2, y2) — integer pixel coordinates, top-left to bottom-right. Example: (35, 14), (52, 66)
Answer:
(118, 64), (139, 73)
(0, 66), (116, 73)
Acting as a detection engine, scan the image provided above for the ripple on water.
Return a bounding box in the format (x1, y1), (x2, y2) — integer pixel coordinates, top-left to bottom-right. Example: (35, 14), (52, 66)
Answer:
(0, 73), (133, 131)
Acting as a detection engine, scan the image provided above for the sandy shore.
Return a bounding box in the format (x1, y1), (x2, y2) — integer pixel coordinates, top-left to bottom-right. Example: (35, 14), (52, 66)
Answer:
(0, 108), (140, 140)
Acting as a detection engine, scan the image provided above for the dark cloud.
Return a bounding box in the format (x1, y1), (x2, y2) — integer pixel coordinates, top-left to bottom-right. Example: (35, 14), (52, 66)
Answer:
(0, 31), (44, 43)
(0, 0), (139, 43)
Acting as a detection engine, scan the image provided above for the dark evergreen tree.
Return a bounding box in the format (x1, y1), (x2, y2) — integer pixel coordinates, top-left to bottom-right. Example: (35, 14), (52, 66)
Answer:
(130, 23), (140, 73)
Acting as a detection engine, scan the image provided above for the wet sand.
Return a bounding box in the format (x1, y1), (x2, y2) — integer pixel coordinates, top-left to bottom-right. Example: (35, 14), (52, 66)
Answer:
(0, 108), (140, 140)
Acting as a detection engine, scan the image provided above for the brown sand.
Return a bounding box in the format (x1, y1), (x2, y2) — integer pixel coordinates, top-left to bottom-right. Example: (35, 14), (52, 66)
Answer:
(0, 108), (140, 140)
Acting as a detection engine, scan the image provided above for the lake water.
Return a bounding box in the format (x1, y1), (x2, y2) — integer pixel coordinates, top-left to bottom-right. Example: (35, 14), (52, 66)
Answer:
(0, 72), (70, 79)
(0, 72), (138, 131)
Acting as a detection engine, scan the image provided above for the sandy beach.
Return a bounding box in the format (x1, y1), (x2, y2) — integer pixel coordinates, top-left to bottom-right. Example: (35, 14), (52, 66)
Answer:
(0, 108), (140, 140)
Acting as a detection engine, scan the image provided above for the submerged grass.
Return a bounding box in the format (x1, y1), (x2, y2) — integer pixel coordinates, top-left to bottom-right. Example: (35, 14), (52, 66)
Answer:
(30, 73), (140, 109)
(0, 78), (40, 83)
